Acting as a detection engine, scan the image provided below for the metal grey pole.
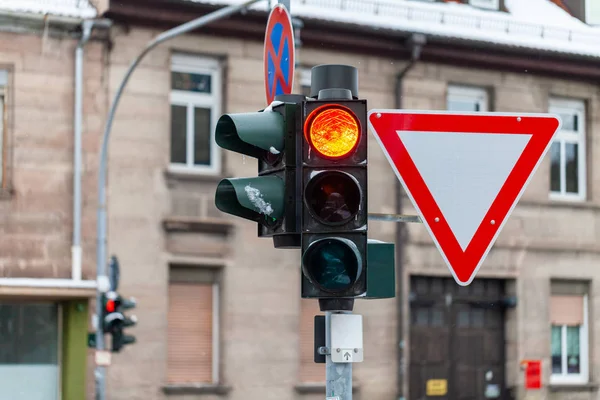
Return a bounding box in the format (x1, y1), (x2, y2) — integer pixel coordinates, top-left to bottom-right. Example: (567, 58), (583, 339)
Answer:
(325, 311), (353, 400)
(94, 1), (264, 399)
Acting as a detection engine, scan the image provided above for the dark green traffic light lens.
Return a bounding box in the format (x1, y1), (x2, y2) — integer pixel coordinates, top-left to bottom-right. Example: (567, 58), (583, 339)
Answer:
(305, 171), (361, 225)
(302, 238), (362, 293)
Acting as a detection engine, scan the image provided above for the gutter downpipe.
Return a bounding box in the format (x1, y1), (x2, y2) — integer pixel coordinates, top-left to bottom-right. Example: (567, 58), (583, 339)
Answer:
(73, 18), (112, 281)
(395, 32), (426, 400)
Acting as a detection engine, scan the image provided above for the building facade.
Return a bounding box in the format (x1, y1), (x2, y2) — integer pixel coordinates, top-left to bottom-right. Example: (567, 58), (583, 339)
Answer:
(101, 0), (600, 398)
(1, 0), (600, 399)
(0, 2), (107, 399)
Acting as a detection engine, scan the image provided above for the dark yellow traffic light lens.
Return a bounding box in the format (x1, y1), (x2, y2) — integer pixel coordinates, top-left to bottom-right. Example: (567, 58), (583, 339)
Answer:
(305, 171), (360, 225)
(305, 105), (360, 159)
(302, 238), (361, 293)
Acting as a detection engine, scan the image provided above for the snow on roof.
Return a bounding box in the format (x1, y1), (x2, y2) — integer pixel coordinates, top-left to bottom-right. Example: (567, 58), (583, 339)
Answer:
(189, 0), (600, 59)
(0, 0), (97, 19)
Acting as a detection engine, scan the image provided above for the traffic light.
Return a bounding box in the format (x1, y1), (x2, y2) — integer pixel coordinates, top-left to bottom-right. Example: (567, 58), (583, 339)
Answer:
(300, 65), (368, 300)
(112, 295), (137, 352)
(214, 94), (304, 248)
(102, 291), (137, 352)
(213, 64), (394, 304)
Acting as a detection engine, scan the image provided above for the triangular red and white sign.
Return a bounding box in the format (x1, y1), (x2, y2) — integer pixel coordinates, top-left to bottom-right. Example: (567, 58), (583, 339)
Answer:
(368, 110), (561, 285)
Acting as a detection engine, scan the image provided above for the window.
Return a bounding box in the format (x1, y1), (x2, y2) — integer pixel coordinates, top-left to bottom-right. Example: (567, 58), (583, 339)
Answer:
(587, 0), (600, 25)
(0, 303), (61, 400)
(0, 69), (6, 188)
(550, 281), (589, 384)
(469, 0), (500, 10)
(549, 98), (586, 201)
(167, 266), (220, 384)
(170, 54), (222, 175)
(299, 299), (324, 383)
(447, 85), (488, 112)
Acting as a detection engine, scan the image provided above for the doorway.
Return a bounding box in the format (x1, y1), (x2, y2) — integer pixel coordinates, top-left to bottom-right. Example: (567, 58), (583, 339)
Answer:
(409, 276), (508, 400)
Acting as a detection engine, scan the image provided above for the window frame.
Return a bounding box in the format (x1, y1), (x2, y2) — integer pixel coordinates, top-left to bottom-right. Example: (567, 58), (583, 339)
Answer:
(469, 0), (500, 10)
(169, 54), (222, 176)
(211, 282), (220, 384)
(0, 69), (7, 189)
(550, 294), (589, 385)
(548, 97), (587, 202)
(56, 303), (63, 400)
(447, 85), (489, 112)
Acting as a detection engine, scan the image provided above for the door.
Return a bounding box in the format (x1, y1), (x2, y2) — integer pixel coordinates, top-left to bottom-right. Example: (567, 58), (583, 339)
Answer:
(0, 302), (61, 400)
(409, 276), (507, 400)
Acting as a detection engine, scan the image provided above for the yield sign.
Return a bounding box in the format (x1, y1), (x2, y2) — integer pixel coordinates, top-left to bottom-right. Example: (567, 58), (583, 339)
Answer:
(368, 110), (561, 285)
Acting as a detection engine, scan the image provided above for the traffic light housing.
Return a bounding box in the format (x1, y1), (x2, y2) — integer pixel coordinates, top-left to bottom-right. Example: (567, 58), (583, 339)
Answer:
(300, 65), (368, 300)
(215, 95), (304, 248)
(213, 64), (394, 306)
(102, 291), (137, 352)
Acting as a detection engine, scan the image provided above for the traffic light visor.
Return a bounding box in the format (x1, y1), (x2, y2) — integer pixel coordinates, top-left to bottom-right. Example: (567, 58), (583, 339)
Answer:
(216, 112), (285, 161)
(215, 176), (285, 225)
(305, 171), (361, 225)
(304, 105), (360, 159)
(302, 237), (362, 293)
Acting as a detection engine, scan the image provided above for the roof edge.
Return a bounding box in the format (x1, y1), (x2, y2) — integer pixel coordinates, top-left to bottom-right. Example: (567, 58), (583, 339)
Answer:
(104, 0), (600, 81)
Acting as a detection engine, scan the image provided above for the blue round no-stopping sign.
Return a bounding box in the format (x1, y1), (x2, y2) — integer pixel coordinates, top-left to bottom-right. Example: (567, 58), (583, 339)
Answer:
(264, 4), (295, 105)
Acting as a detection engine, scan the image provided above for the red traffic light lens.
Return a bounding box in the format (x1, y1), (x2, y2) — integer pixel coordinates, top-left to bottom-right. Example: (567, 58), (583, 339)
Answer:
(304, 105), (360, 159)
(305, 171), (361, 226)
(106, 299), (115, 313)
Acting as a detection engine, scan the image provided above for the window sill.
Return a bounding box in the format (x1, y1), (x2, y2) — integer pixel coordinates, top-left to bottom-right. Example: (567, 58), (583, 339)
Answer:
(294, 382), (361, 394)
(162, 384), (232, 395)
(549, 383), (598, 392)
(0, 187), (13, 200)
(520, 198), (600, 210)
(547, 193), (588, 205)
(164, 167), (222, 183)
(163, 216), (233, 235)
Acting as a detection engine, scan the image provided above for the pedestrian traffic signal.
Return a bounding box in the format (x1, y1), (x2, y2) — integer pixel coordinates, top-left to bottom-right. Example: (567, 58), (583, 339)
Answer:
(112, 295), (137, 352)
(300, 65), (368, 300)
(215, 95), (304, 248)
(102, 291), (137, 352)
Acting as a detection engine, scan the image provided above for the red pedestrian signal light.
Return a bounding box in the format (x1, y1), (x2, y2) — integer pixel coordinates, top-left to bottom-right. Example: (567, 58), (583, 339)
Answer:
(105, 299), (115, 313)
(304, 105), (360, 159)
